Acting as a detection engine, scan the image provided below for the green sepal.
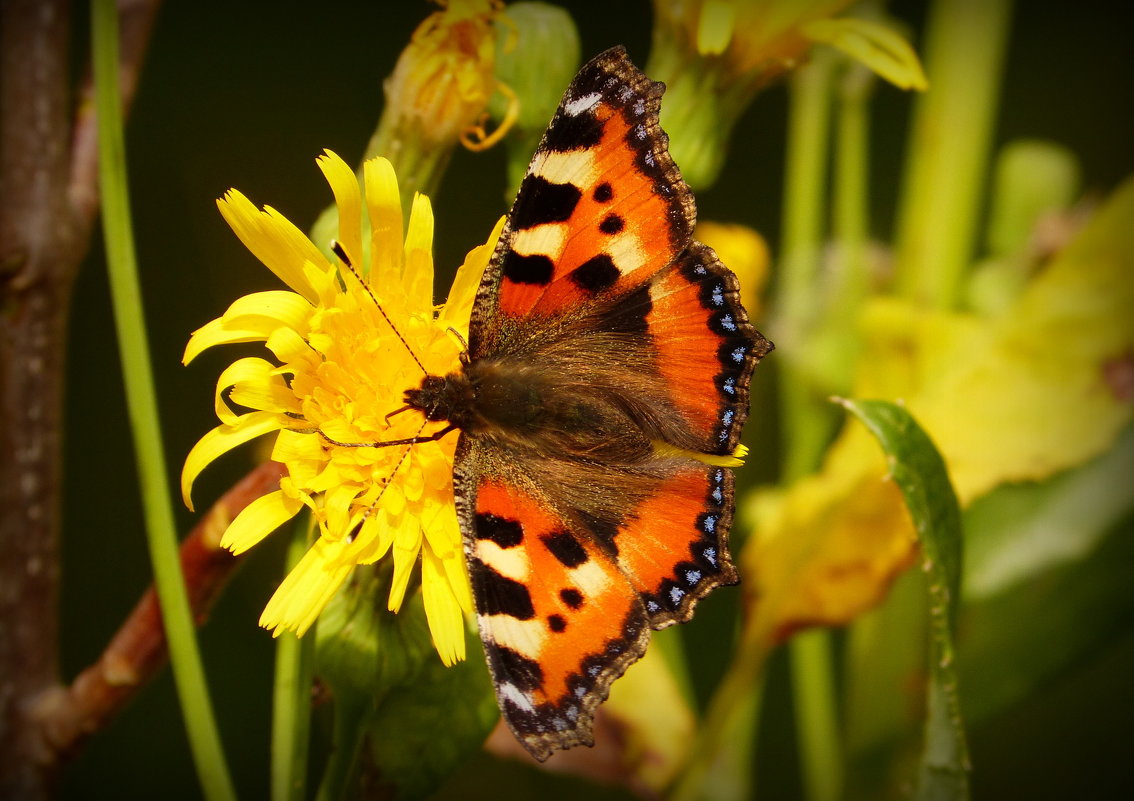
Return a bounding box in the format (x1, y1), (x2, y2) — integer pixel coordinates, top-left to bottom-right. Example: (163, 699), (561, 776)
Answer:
(313, 564), (497, 798)
(366, 624), (498, 800)
(315, 563), (435, 701)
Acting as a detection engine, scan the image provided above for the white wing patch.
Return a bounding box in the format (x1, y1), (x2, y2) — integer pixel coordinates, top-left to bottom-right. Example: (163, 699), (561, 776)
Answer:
(563, 91), (602, 117)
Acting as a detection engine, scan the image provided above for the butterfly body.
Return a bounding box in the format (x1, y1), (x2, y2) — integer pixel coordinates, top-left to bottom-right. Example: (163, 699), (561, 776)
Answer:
(404, 46), (771, 761)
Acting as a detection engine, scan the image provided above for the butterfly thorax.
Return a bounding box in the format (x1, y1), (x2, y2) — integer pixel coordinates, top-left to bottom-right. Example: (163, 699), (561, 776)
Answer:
(405, 360), (655, 463)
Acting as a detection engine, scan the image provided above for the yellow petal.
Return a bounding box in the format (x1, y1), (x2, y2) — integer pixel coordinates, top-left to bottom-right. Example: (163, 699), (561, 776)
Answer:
(364, 157), (404, 289)
(403, 192), (436, 312)
(266, 325), (313, 364)
(421, 546), (467, 666)
(323, 483), (361, 542)
(214, 357), (292, 424)
(388, 521), (424, 613)
(259, 536), (354, 637)
(917, 177), (1134, 498)
(184, 290), (312, 364)
(439, 215), (505, 327)
(184, 317), (268, 365)
(181, 411), (283, 511)
(271, 428), (325, 464)
(221, 489), (303, 555)
(739, 427), (918, 645)
(217, 190), (329, 302)
(803, 17), (928, 91)
(351, 509), (394, 565)
(317, 150), (363, 270)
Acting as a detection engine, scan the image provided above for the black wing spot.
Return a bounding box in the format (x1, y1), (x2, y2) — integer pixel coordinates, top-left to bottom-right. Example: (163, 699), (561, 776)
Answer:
(513, 175), (583, 229)
(503, 251), (554, 285)
(593, 182), (613, 203)
(475, 513), (524, 548)
(559, 587), (584, 609)
(544, 111), (605, 153)
(548, 614), (568, 632)
(600, 281), (652, 338)
(569, 254), (620, 294)
(599, 214), (625, 235)
(476, 560), (536, 619)
(542, 531), (588, 568)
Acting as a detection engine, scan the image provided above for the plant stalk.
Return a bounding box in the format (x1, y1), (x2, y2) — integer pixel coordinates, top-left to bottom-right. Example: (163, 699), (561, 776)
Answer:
(92, 3), (236, 798)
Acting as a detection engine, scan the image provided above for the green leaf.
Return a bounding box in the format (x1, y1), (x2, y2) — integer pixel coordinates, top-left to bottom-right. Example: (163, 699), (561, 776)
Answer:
(838, 399), (970, 801)
(368, 625), (499, 800)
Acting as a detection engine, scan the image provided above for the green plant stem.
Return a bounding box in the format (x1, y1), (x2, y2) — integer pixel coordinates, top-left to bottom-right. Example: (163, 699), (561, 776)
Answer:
(894, 0), (1015, 308)
(315, 694), (370, 801)
(91, 4), (236, 800)
(671, 637), (769, 801)
(790, 630), (843, 801)
(831, 63), (872, 328)
(775, 49), (838, 484)
(271, 517), (316, 801)
(773, 47), (846, 801)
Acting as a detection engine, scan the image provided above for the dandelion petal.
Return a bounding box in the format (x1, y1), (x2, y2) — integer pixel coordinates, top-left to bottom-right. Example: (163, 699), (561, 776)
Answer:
(222, 489), (304, 555)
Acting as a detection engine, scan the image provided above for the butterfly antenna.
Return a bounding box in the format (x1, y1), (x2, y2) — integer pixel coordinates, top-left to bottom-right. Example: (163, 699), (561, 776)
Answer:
(330, 240), (428, 376)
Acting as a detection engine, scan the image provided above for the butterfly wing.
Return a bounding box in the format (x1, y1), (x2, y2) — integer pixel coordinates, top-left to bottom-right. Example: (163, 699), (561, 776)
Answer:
(470, 45), (694, 353)
(455, 47), (772, 761)
(454, 457), (650, 761)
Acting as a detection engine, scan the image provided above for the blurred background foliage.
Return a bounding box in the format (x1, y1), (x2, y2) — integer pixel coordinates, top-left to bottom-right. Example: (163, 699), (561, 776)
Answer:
(56, 0), (1132, 799)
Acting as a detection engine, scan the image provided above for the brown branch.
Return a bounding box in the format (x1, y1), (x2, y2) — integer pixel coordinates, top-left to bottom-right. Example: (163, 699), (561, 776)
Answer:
(35, 461), (287, 763)
(0, 1), (159, 797)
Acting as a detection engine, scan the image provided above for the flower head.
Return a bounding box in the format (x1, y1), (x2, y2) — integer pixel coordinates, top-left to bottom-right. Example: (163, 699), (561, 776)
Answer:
(182, 150), (503, 665)
(381, 0), (509, 152)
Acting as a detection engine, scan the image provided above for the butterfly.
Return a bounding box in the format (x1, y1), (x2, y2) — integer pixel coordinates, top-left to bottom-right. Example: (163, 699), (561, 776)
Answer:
(396, 46), (771, 761)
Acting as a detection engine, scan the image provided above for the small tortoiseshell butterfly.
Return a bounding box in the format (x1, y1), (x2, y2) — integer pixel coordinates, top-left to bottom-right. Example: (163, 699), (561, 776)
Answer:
(401, 47), (771, 760)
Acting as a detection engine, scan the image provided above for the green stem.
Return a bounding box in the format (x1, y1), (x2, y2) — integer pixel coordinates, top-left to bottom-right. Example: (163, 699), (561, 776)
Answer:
(271, 516), (316, 801)
(315, 694), (370, 801)
(831, 63), (872, 325)
(775, 49), (839, 483)
(894, 0), (1015, 308)
(91, 4), (236, 800)
(670, 636), (769, 801)
(790, 631), (843, 801)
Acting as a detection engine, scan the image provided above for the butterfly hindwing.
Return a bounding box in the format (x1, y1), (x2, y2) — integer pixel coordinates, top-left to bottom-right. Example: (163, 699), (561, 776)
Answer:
(644, 243), (773, 454)
(607, 464), (739, 627)
(456, 461), (650, 761)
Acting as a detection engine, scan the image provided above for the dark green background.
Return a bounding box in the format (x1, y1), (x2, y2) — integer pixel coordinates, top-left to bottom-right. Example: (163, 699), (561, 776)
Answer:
(59, 1), (1133, 798)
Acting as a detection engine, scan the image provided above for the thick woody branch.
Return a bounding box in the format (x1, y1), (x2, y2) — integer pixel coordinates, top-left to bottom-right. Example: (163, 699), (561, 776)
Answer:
(0, 1), (159, 797)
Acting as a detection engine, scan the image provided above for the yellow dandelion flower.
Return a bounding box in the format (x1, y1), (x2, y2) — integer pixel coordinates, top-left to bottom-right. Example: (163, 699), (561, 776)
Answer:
(181, 149), (504, 665)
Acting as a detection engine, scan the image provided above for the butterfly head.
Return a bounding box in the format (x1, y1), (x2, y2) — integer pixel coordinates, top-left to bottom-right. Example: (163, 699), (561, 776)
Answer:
(404, 372), (475, 427)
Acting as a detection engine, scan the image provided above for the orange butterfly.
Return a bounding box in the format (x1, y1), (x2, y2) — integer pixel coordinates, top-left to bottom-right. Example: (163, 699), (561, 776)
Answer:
(379, 47), (771, 761)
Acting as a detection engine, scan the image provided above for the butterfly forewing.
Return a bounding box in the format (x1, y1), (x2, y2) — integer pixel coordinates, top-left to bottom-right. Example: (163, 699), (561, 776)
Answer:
(470, 46), (694, 353)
